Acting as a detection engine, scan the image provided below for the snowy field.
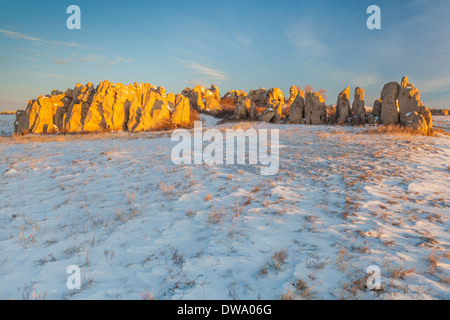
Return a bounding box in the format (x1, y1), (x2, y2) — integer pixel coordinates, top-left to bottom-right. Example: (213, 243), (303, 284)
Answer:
(0, 116), (449, 300)
(0, 115), (15, 137)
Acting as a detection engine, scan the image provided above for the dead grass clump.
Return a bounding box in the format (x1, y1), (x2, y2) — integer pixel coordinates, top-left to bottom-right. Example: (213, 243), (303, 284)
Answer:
(362, 125), (431, 136)
(207, 206), (226, 224)
(204, 193), (212, 201)
(259, 249), (289, 276)
(428, 249), (445, 273)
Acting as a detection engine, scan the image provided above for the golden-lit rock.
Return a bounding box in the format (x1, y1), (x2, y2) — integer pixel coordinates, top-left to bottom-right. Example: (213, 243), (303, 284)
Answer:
(171, 94), (191, 127)
(221, 90), (247, 109)
(267, 88), (285, 111)
(286, 86), (299, 107)
(63, 83), (96, 133)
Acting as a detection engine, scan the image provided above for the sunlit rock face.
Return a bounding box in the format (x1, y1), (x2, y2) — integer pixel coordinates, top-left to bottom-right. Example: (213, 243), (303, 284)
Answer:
(336, 87), (351, 125)
(286, 86), (299, 107)
(305, 91), (327, 125)
(248, 88), (285, 111)
(221, 90), (247, 109)
(14, 81), (194, 135)
(181, 84), (222, 114)
(171, 94), (191, 128)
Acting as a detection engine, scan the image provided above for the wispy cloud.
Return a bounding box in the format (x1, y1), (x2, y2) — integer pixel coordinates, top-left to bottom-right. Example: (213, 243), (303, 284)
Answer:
(286, 19), (325, 56)
(52, 58), (73, 65)
(187, 62), (227, 81)
(96, 57), (133, 68)
(0, 28), (79, 47)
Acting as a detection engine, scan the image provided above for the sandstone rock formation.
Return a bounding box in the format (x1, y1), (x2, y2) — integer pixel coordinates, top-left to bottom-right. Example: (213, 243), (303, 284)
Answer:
(181, 84), (222, 114)
(221, 90), (247, 109)
(288, 91), (306, 124)
(371, 77), (433, 134)
(259, 108), (278, 123)
(14, 76), (434, 135)
(234, 98), (249, 120)
(430, 108), (449, 116)
(336, 87), (351, 124)
(398, 76), (423, 122)
(305, 91), (327, 125)
(171, 94), (191, 127)
(15, 81), (194, 135)
(285, 86), (299, 107)
(371, 99), (382, 119)
(379, 81), (400, 125)
(351, 87), (366, 124)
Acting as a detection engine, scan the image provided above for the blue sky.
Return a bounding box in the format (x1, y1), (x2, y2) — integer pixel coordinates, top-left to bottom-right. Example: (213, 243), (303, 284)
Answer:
(0, 0), (449, 111)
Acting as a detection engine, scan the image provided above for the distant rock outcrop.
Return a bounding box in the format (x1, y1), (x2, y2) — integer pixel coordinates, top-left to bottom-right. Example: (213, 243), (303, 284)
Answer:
(429, 108), (449, 116)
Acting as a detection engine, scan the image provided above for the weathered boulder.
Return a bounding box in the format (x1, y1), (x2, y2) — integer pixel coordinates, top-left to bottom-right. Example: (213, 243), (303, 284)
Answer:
(259, 108), (277, 123)
(221, 90), (247, 109)
(417, 105), (433, 134)
(234, 98), (250, 120)
(336, 87), (351, 124)
(379, 81), (400, 125)
(403, 111), (430, 134)
(430, 108), (449, 116)
(398, 76), (424, 122)
(171, 94), (191, 127)
(248, 89), (268, 109)
(267, 88), (285, 111)
(372, 99), (382, 119)
(249, 101), (257, 120)
(352, 87), (366, 124)
(288, 91), (306, 124)
(305, 91), (327, 125)
(204, 87), (222, 113)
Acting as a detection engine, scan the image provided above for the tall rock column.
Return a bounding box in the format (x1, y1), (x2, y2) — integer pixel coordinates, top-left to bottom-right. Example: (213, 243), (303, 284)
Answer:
(352, 87), (366, 124)
(305, 91), (327, 125)
(379, 81), (400, 125)
(336, 87), (351, 124)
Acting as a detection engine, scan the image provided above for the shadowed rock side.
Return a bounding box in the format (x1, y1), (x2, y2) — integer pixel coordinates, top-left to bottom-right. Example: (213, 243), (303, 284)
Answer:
(336, 87), (351, 125)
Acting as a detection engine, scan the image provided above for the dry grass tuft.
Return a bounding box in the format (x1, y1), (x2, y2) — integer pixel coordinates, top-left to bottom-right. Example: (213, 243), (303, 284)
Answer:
(362, 125), (432, 136)
(207, 206), (226, 224)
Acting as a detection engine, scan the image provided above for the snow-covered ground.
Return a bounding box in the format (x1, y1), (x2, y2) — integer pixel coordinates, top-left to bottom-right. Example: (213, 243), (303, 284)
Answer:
(0, 115), (15, 137)
(0, 117), (449, 300)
